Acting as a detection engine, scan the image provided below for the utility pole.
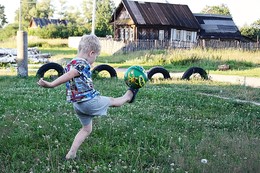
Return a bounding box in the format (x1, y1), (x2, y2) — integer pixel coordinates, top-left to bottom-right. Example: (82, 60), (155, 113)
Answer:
(91, 0), (96, 34)
(19, 0), (22, 31)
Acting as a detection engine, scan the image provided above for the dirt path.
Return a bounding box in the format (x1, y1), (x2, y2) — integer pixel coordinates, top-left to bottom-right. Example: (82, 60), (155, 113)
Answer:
(170, 72), (260, 88)
(170, 73), (260, 88)
(208, 74), (260, 88)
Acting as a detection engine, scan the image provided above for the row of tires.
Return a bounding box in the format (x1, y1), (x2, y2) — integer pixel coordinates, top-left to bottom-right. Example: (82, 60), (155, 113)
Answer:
(36, 62), (208, 80)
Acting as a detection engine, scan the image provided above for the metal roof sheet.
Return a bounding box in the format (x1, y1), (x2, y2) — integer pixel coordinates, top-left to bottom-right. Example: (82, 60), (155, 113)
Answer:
(112, 0), (200, 31)
(194, 14), (242, 39)
(30, 18), (68, 28)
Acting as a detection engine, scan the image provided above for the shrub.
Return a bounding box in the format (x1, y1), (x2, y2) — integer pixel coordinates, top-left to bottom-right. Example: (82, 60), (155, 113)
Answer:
(28, 23), (91, 39)
(0, 23), (19, 41)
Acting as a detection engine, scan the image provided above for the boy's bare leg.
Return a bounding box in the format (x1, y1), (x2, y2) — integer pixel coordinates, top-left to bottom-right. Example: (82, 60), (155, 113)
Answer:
(109, 90), (133, 107)
(66, 122), (93, 159)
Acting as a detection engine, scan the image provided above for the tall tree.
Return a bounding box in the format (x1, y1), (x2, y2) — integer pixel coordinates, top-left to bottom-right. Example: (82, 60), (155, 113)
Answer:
(21, 0), (37, 22)
(56, 0), (67, 19)
(28, 0), (54, 19)
(81, 0), (93, 23)
(252, 19), (260, 28)
(240, 19), (260, 41)
(34, 0), (54, 18)
(201, 4), (231, 16)
(95, 0), (115, 36)
(0, 4), (8, 28)
(63, 5), (82, 24)
(14, 0), (55, 29)
(14, 0), (36, 29)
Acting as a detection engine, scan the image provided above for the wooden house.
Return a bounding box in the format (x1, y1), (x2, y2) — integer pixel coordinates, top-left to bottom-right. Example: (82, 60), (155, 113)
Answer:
(29, 17), (68, 28)
(110, 0), (201, 44)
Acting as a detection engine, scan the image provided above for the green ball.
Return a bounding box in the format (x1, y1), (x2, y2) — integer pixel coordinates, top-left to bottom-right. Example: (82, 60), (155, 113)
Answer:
(124, 65), (148, 89)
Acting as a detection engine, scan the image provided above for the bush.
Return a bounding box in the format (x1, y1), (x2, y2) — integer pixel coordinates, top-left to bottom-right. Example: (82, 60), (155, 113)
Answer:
(0, 23), (19, 41)
(28, 23), (91, 39)
(240, 26), (260, 41)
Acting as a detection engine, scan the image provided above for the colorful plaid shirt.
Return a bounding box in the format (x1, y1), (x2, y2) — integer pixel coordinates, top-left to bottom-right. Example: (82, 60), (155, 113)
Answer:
(65, 58), (99, 102)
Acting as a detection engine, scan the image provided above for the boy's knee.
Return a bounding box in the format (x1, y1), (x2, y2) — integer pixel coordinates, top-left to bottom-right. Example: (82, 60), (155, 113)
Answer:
(82, 124), (92, 134)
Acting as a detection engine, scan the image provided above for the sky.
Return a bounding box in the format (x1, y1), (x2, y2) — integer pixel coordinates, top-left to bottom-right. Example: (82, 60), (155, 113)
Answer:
(1, 0), (259, 28)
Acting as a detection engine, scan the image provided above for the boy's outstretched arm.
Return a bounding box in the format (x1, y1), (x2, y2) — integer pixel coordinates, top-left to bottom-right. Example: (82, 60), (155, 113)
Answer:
(37, 68), (79, 88)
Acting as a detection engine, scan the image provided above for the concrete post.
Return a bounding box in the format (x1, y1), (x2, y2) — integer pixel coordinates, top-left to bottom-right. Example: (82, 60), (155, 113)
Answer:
(17, 31), (28, 77)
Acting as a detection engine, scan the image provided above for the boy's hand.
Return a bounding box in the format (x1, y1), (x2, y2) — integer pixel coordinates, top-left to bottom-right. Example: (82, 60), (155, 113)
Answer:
(37, 78), (53, 88)
(37, 69), (78, 88)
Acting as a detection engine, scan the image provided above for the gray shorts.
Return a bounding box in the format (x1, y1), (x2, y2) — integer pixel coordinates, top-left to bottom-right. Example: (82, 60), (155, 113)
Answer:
(73, 96), (111, 126)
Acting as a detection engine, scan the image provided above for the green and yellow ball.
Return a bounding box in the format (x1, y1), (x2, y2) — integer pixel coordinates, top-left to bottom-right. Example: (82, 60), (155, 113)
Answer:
(124, 65), (148, 89)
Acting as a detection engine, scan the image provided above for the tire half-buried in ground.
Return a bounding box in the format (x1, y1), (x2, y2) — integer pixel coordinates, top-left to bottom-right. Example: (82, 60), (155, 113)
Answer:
(147, 66), (171, 80)
(36, 62), (64, 78)
(92, 64), (117, 78)
(181, 67), (208, 80)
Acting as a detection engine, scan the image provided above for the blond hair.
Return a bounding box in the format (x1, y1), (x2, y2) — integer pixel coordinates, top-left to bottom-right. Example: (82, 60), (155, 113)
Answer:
(78, 34), (101, 54)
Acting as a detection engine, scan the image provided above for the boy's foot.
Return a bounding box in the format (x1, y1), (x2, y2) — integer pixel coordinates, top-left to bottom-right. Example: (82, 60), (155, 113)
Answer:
(128, 87), (139, 103)
(65, 153), (76, 160)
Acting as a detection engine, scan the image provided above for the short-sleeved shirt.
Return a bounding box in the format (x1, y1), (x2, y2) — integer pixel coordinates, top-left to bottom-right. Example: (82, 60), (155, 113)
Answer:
(65, 58), (100, 102)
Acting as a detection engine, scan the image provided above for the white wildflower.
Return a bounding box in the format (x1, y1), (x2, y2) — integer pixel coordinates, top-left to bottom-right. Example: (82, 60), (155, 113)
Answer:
(201, 159), (208, 164)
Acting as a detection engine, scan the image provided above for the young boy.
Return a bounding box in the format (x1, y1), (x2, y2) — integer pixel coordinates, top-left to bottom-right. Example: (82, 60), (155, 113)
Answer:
(37, 34), (138, 160)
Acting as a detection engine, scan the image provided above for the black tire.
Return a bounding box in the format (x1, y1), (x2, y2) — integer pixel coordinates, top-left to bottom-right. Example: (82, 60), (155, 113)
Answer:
(36, 62), (64, 78)
(92, 64), (117, 78)
(147, 66), (171, 80)
(181, 67), (208, 80)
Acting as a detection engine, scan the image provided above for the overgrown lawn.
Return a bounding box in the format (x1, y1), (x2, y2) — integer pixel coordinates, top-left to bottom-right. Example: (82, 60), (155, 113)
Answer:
(0, 76), (259, 172)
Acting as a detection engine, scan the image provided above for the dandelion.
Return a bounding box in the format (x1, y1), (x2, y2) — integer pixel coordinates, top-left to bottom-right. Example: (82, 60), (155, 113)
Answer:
(201, 159), (208, 164)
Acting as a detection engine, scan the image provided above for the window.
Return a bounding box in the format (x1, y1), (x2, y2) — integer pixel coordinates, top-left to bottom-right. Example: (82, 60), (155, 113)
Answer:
(120, 28), (124, 40)
(125, 28), (129, 40)
(186, 31), (192, 41)
(159, 30), (164, 40)
(176, 30), (181, 41)
(129, 28), (134, 41)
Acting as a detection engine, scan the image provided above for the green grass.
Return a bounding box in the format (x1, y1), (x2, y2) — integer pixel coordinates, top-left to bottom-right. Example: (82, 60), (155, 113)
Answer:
(0, 44), (260, 172)
(0, 76), (259, 172)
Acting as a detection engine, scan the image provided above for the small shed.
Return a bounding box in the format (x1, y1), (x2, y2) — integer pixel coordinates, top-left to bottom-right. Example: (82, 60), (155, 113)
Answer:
(110, 0), (200, 43)
(29, 17), (68, 28)
(194, 13), (242, 41)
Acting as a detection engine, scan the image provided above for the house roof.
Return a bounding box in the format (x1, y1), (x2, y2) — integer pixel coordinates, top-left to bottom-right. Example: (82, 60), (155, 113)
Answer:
(111, 0), (200, 31)
(30, 17), (68, 28)
(194, 14), (242, 40)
